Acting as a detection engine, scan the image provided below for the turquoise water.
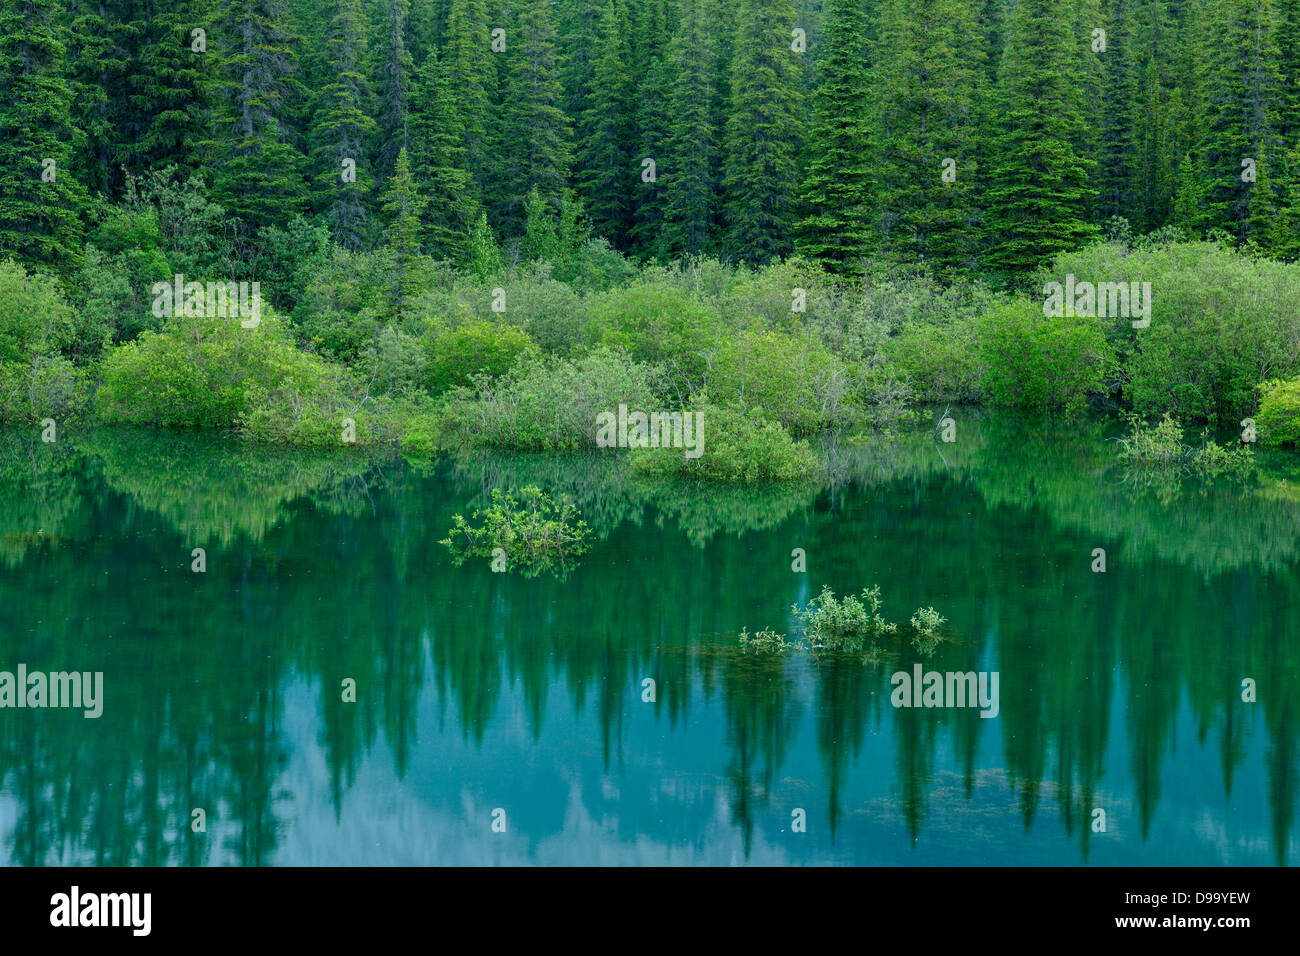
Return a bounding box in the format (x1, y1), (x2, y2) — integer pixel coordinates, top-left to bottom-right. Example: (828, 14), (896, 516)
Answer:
(0, 415), (1296, 865)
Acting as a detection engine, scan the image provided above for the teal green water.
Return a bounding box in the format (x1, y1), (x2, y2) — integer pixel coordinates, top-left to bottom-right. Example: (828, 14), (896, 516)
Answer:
(0, 415), (1297, 865)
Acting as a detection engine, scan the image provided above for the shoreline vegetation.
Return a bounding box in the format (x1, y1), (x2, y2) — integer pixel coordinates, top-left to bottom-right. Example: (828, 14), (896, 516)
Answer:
(5, 231), (1300, 484)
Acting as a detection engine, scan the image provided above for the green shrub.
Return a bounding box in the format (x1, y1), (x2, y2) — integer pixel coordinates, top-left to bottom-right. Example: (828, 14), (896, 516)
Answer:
(707, 328), (841, 435)
(631, 401), (820, 482)
(97, 310), (346, 431)
(1047, 240), (1300, 423)
(1256, 378), (1300, 446)
(737, 627), (791, 654)
(977, 300), (1110, 412)
(582, 282), (724, 397)
(792, 585), (897, 650)
(424, 318), (539, 395)
(439, 347), (659, 451)
(440, 486), (591, 578)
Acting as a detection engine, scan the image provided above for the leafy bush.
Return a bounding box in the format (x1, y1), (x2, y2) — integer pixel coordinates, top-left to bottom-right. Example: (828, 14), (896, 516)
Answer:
(1256, 378), (1300, 446)
(582, 282), (724, 398)
(439, 347), (659, 451)
(707, 328), (841, 435)
(737, 627), (791, 653)
(440, 486), (591, 578)
(97, 310), (346, 431)
(977, 300), (1110, 412)
(631, 401), (820, 482)
(1048, 240), (1300, 423)
(423, 318), (539, 395)
(910, 606), (947, 637)
(1114, 412), (1188, 464)
(792, 585), (897, 650)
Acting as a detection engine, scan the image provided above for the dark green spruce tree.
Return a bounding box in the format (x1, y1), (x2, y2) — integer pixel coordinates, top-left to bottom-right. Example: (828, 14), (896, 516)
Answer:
(662, 0), (718, 258)
(0, 0), (87, 268)
(409, 47), (480, 259)
(793, 0), (874, 273)
(210, 0), (310, 233)
(722, 0), (805, 263)
(310, 0), (375, 249)
(984, 0), (1099, 277)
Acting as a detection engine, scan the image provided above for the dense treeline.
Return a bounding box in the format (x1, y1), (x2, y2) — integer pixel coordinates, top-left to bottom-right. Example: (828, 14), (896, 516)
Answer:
(2, 0), (1300, 470)
(4, 0), (1300, 275)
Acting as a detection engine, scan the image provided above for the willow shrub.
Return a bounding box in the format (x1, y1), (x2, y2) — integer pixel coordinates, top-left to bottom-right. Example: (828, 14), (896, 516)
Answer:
(976, 300), (1110, 412)
(1047, 240), (1300, 424)
(98, 311), (347, 433)
(631, 401), (820, 482)
(1257, 378), (1300, 446)
(436, 347), (659, 452)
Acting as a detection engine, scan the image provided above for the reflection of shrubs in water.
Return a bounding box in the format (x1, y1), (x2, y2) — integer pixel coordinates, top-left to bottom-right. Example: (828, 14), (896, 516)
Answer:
(440, 486), (591, 578)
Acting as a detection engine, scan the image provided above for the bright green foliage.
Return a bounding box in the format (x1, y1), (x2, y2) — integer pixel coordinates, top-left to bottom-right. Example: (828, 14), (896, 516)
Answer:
(441, 486), (592, 578)
(977, 300), (1110, 411)
(708, 328), (839, 435)
(632, 401), (821, 482)
(98, 311), (341, 430)
(423, 319), (540, 394)
(438, 347), (659, 451)
(791, 585), (898, 650)
(582, 283), (724, 395)
(1256, 377), (1300, 445)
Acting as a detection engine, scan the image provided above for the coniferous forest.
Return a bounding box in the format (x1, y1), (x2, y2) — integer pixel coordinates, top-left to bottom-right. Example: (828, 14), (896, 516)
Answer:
(1, 0), (1299, 464)
(3, 0), (1300, 890)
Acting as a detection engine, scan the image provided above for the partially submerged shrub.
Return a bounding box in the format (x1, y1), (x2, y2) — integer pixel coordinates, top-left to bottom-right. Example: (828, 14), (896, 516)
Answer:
(440, 486), (591, 578)
(631, 401), (820, 482)
(792, 585), (897, 650)
(910, 606), (946, 637)
(1256, 378), (1300, 447)
(737, 627), (790, 654)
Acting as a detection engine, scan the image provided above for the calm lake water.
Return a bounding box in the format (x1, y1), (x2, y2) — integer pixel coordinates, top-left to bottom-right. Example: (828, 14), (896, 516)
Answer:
(1, 413), (1297, 866)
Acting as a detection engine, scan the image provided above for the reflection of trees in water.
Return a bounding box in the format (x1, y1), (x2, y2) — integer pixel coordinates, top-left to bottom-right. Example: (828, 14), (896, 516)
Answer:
(0, 421), (1296, 863)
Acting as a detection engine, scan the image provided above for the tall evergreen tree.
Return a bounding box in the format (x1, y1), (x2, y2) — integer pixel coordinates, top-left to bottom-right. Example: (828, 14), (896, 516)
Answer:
(868, 0), (986, 276)
(490, 0), (572, 234)
(984, 0), (1099, 277)
(372, 0), (413, 180)
(0, 0), (87, 268)
(442, 0), (495, 199)
(381, 146), (426, 315)
(1194, 0), (1278, 243)
(310, 0), (375, 249)
(793, 0), (874, 273)
(409, 47), (480, 259)
(211, 0), (310, 233)
(722, 0), (805, 263)
(662, 0), (718, 258)
(576, 0), (634, 245)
